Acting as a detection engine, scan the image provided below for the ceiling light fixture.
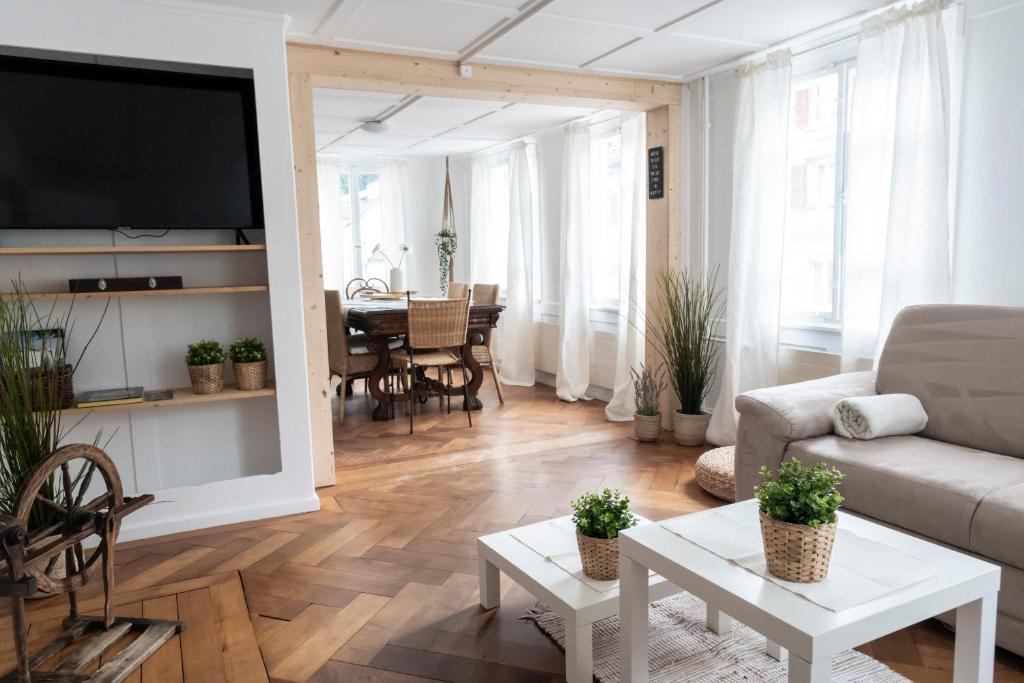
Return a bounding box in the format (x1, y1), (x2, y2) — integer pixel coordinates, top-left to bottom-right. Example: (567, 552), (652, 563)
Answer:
(361, 120), (388, 134)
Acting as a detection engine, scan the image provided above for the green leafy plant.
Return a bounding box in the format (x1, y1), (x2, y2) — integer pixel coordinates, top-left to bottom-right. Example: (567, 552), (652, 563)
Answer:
(631, 364), (666, 417)
(570, 488), (638, 540)
(229, 337), (266, 363)
(0, 278), (107, 516)
(648, 267), (724, 415)
(185, 340), (225, 366)
(755, 459), (845, 528)
(435, 227), (457, 296)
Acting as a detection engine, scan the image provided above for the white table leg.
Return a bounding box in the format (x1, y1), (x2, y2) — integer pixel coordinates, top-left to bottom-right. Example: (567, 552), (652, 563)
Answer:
(766, 639), (786, 662)
(564, 612), (593, 683)
(954, 593), (997, 683)
(705, 604), (732, 635)
(788, 654), (828, 682)
(620, 553), (649, 683)
(478, 556), (500, 609)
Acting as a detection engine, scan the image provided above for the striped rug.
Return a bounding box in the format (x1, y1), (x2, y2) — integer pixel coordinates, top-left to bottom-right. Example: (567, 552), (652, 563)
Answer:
(526, 592), (909, 682)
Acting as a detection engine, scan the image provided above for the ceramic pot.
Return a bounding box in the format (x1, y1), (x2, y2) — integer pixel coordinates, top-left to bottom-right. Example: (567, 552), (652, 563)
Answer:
(389, 267), (407, 293)
(633, 413), (661, 442)
(673, 411), (709, 446)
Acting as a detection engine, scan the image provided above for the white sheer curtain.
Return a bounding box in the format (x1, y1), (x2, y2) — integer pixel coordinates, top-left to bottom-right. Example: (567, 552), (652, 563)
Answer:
(841, 0), (951, 370)
(605, 113), (647, 421)
(556, 122), (592, 402)
(469, 154), (510, 287)
(707, 51), (792, 446)
(316, 156), (353, 291)
(500, 142), (537, 386)
(380, 158), (407, 260)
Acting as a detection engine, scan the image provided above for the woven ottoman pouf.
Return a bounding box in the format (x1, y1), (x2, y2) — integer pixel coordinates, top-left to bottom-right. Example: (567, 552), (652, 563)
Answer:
(694, 446), (736, 502)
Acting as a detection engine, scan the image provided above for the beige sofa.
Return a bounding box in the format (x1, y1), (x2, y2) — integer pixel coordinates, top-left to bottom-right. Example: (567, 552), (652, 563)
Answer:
(734, 304), (1024, 656)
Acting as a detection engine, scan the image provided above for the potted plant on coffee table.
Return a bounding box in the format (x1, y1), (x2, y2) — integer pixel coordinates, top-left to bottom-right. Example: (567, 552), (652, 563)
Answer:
(649, 267), (723, 446)
(755, 459), (844, 583)
(185, 339), (225, 395)
(630, 364), (666, 442)
(570, 488), (638, 581)
(230, 337), (267, 391)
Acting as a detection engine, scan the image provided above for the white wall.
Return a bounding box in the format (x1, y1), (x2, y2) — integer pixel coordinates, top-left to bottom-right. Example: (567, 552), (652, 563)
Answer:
(952, 0), (1024, 305)
(0, 0), (319, 540)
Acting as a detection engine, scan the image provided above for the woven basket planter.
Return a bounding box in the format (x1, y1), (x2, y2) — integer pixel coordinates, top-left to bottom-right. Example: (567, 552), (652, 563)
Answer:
(235, 360), (267, 391)
(29, 364), (75, 411)
(187, 362), (224, 395)
(576, 531), (620, 581)
(759, 511), (836, 583)
(673, 411), (709, 446)
(633, 413), (661, 442)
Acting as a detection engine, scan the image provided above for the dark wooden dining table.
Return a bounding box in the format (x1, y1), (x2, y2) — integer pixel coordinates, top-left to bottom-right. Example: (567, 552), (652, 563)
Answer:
(343, 298), (503, 421)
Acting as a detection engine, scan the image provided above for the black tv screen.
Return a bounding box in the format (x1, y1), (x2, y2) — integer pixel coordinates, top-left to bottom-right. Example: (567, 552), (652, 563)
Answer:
(0, 54), (264, 230)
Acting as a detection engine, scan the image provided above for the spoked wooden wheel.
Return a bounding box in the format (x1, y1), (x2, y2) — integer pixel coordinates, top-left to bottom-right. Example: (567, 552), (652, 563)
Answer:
(13, 444), (124, 595)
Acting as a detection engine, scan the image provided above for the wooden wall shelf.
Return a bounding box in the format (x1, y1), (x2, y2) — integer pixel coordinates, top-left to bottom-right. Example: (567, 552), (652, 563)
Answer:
(3, 285), (268, 301)
(0, 244), (266, 256)
(59, 382), (276, 417)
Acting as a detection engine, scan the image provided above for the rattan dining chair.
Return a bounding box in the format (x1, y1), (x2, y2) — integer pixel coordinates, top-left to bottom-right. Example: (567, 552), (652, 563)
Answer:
(447, 282), (469, 300)
(392, 293), (472, 434)
(471, 284), (504, 405)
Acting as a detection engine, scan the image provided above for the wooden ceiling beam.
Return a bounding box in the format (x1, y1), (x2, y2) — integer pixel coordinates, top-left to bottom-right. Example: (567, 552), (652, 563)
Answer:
(287, 43), (681, 111)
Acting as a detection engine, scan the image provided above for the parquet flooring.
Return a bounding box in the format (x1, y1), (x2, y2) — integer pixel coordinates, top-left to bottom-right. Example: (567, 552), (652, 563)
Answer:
(4, 382), (1024, 681)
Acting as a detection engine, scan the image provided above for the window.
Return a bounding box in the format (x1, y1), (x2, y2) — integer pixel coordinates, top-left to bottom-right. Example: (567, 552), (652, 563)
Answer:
(590, 126), (623, 309)
(780, 63), (854, 326)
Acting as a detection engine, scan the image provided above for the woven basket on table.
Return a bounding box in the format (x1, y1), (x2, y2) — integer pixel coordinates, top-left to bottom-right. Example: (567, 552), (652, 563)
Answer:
(759, 511), (836, 583)
(576, 531), (620, 581)
(235, 360), (267, 391)
(187, 363), (224, 395)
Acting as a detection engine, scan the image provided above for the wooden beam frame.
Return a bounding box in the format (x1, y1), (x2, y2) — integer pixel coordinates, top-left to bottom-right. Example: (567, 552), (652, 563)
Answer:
(287, 45), (683, 485)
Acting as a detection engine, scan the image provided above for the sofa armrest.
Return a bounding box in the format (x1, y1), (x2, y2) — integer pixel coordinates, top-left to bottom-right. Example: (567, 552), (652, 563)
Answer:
(735, 371), (877, 441)
(732, 371), (876, 501)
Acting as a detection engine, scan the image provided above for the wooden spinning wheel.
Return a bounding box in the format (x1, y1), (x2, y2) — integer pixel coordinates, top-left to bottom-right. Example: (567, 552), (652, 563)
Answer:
(0, 445), (184, 683)
(13, 445), (123, 596)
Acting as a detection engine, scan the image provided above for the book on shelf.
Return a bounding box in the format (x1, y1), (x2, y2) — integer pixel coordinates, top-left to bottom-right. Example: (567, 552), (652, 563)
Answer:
(76, 386), (144, 408)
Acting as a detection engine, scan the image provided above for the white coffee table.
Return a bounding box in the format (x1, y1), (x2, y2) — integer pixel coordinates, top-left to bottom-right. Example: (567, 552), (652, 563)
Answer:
(618, 500), (1001, 683)
(478, 517), (679, 683)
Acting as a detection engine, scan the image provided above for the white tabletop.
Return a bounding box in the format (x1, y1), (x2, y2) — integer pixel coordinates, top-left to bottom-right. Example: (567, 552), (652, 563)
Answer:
(618, 500), (1001, 659)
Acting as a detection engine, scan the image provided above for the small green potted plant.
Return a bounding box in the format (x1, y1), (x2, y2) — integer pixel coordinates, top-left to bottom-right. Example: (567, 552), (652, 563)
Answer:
(570, 488), (638, 580)
(185, 339), (225, 395)
(755, 459), (844, 583)
(229, 337), (267, 391)
(630, 364), (666, 442)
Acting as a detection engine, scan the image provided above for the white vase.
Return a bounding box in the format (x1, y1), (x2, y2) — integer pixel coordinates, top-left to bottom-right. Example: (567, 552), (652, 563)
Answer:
(389, 268), (407, 293)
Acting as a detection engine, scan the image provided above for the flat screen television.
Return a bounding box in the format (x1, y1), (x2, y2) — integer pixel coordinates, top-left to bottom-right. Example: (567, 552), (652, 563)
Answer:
(0, 53), (264, 230)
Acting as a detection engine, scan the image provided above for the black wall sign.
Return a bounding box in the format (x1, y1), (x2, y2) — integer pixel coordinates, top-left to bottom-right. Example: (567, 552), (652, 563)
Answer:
(648, 146), (664, 200)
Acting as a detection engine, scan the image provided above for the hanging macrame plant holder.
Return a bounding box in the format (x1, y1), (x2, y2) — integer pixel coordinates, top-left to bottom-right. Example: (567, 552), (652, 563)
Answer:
(435, 157), (458, 296)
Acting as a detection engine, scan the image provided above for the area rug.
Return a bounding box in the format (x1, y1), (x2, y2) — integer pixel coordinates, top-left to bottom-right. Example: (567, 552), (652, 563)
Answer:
(524, 592), (909, 682)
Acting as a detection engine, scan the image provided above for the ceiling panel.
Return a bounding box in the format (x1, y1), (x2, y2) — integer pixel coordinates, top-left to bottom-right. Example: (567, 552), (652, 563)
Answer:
(193, 0), (333, 35)
(483, 103), (593, 129)
(589, 33), (753, 79)
(314, 89), (405, 122)
(543, 0), (714, 32)
(478, 14), (644, 68)
(670, 0), (889, 47)
(333, 0), (509, 55)
(402, 138), (498, 156)
(389, 97), (507, 126)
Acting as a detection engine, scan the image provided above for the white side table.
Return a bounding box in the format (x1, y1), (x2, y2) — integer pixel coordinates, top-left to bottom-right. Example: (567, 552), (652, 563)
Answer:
(478, 518), (679, 683)
(618, 501), (1001, 683)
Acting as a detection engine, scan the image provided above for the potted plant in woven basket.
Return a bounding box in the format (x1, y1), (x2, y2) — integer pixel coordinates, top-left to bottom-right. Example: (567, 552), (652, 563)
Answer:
(230, 337), (267, 391)
(649, 267), (723, 446)
(630, 364), (666, 442)
(570, 488), (638, 581)
(755, 459), (844, 583)
(185, 340), (225, 395)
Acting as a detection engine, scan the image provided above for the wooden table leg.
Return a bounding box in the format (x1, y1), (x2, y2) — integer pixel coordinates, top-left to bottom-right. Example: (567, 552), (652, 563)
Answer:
(461, 338), (484, 412)
(367, 336), (401, 421)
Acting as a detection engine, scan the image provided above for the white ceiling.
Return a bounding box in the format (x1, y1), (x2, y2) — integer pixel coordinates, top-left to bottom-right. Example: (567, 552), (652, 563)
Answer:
(197, 0), (889, 80)
(315, 89), (596, 156)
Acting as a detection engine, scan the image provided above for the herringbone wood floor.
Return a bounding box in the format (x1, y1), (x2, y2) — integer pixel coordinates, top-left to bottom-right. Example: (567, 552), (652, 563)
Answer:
(4, 382), (1024, 681)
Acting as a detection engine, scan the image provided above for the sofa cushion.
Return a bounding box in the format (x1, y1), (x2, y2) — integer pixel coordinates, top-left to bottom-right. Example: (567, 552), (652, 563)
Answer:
(786, 435), (1024, 549)
(876, 304), (1024, 458)
(971, 483), (1024, 569)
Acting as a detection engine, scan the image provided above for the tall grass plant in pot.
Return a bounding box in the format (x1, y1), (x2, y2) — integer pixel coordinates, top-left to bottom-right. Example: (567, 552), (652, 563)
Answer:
(649, 268), (723, 446)
(630, 364), (666, 442)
